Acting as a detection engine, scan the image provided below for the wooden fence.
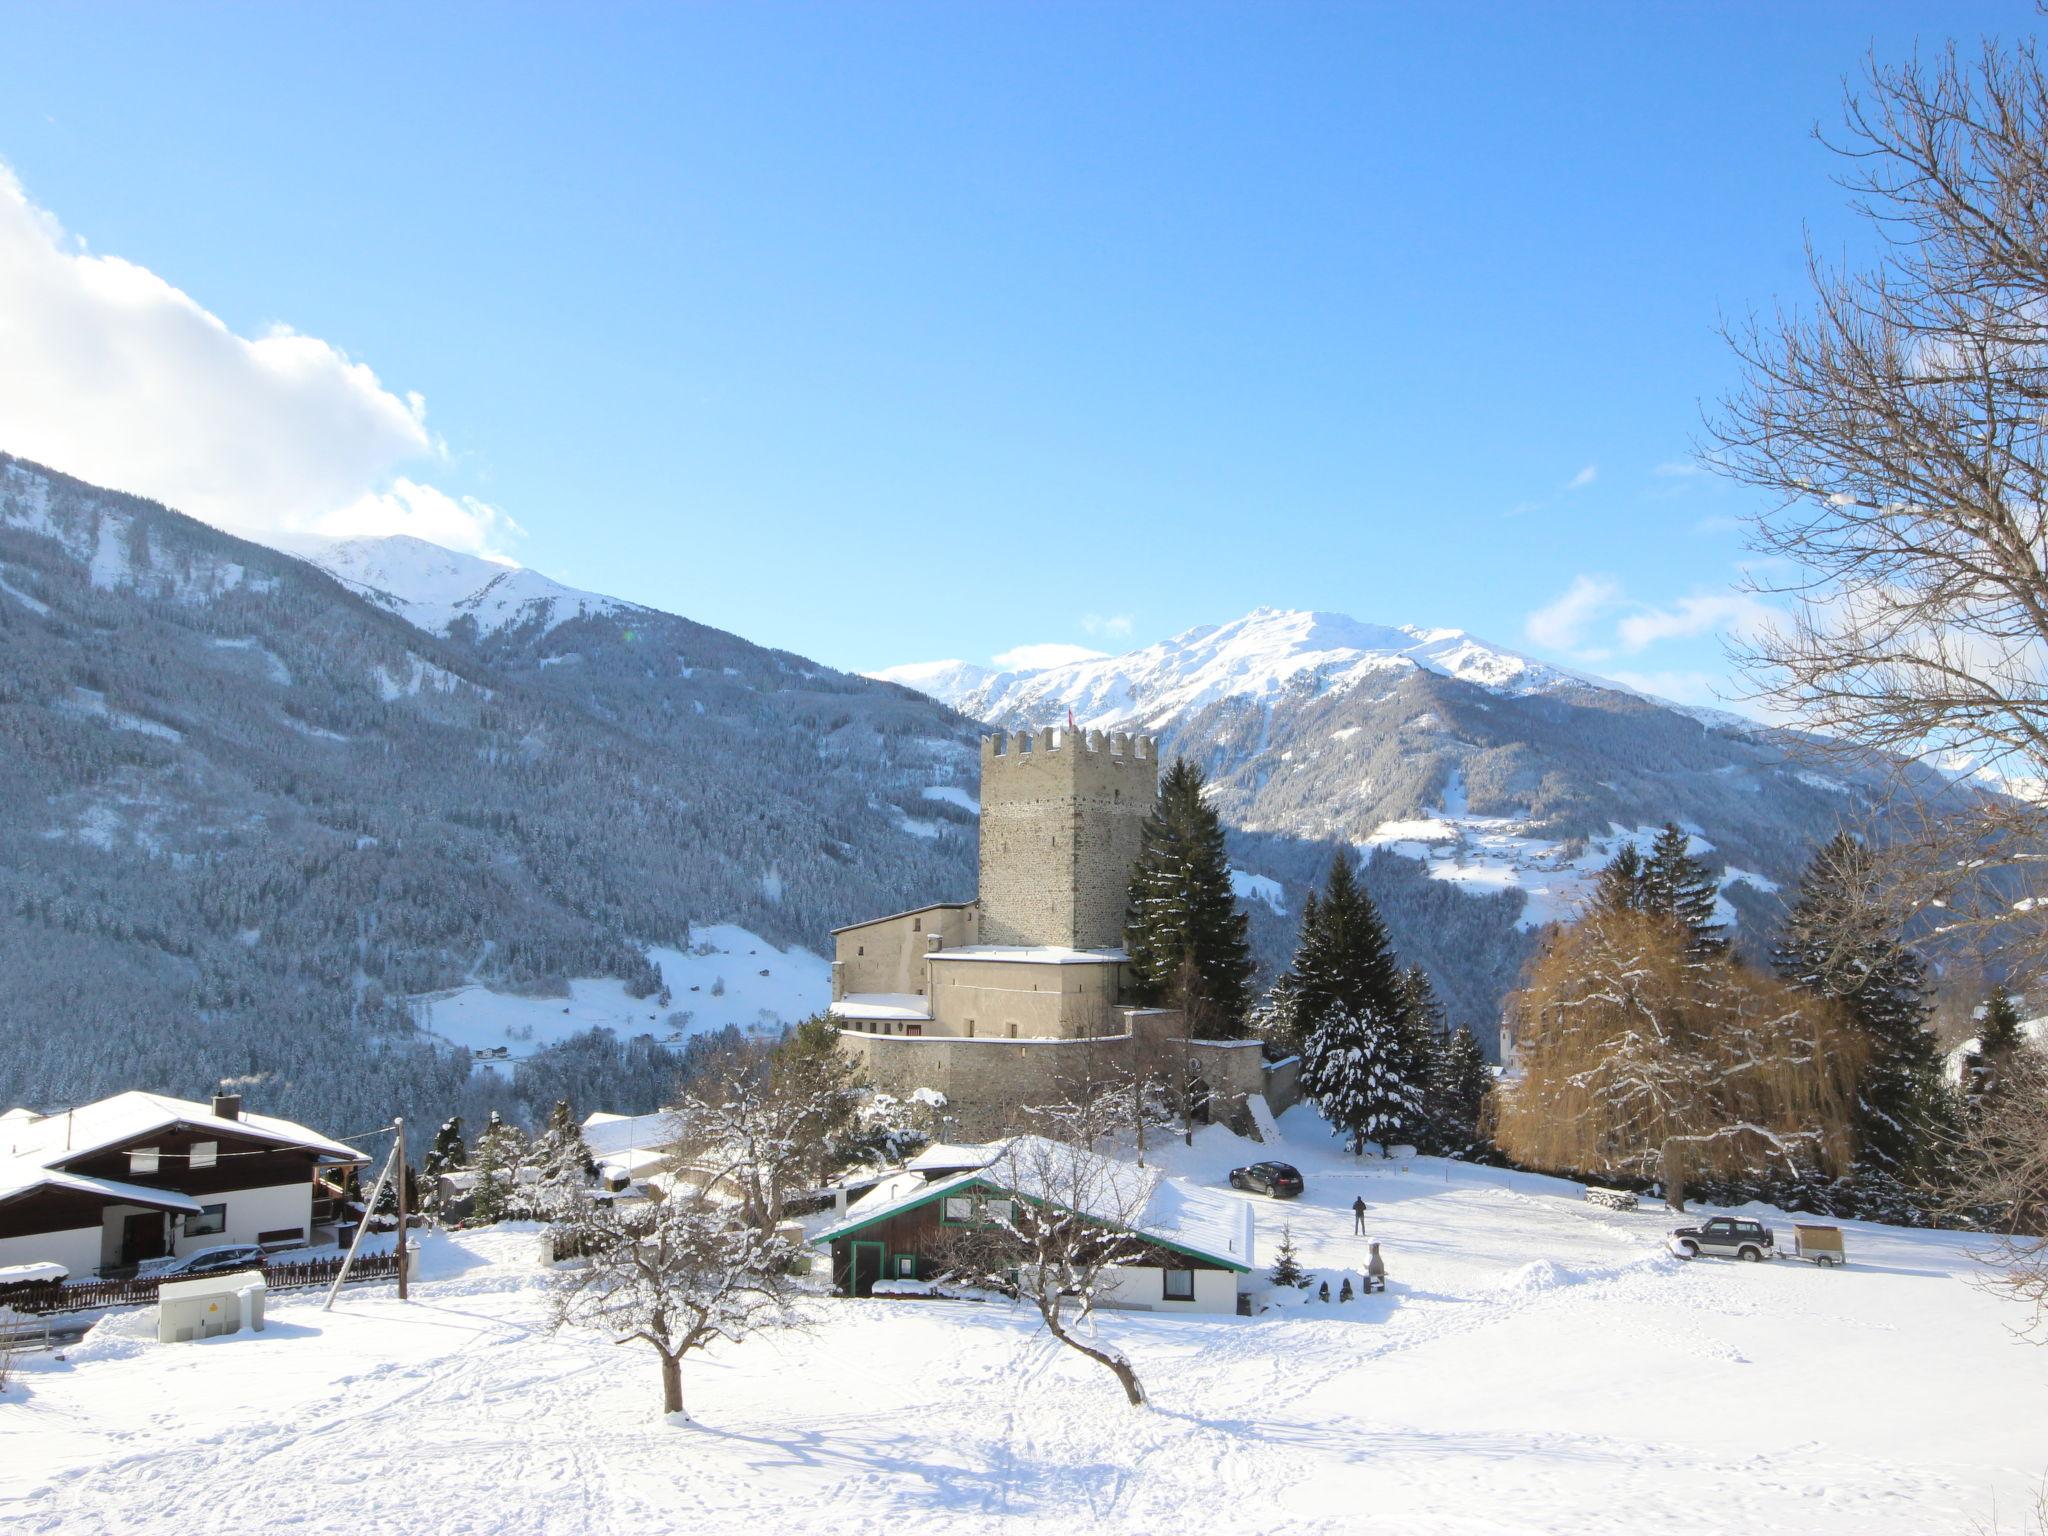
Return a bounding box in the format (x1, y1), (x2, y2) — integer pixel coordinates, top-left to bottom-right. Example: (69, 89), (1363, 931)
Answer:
(1, 1251), (405, 1317)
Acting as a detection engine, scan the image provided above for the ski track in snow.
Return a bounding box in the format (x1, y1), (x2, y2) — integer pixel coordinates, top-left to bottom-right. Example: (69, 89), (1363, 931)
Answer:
(2, 1115), (2037, 1535)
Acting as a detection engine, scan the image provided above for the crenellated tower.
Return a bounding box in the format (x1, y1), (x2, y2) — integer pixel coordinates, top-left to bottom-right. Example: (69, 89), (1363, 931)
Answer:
(977, 728), (1158, 950)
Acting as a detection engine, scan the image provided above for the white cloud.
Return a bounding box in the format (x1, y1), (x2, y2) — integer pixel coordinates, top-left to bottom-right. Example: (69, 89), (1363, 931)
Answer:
(1615, 592), (1776, 651)
(1524, 574), (1621, 650)
(1566, 463), (1598, 491)
(0, 162), (511, 557)
(992, 642), (1108, 672)
(1080, 613), (1135, 640)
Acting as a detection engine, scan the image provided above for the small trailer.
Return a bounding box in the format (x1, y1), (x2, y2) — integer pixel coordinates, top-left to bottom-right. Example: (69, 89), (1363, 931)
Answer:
(1788, 1224), (1847, 1268)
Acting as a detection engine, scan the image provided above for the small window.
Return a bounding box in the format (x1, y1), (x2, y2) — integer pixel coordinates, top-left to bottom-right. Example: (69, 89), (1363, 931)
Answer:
(895, 1255), (915, 1279)
(904, 1023), (923, 1037)
(857, 945), (865, 957)
(984, 1198), (1014, 1224)
(129, 1147), (160, 1175)
(943, 1196), (976, 1223)
(913, 917), (921, 932)
(190, 1141), (218, 1169)
(1163, 1268), (1195, 1301)
(186, 1203), (226, 1237)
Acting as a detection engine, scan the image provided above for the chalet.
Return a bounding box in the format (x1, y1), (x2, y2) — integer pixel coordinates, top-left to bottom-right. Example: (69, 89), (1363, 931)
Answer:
(813, 1137), (1254, 1314)
(0, 1091), (364, 1277)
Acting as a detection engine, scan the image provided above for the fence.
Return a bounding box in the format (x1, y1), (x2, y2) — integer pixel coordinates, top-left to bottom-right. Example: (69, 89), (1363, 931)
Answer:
(1, 1251), (406, 1317)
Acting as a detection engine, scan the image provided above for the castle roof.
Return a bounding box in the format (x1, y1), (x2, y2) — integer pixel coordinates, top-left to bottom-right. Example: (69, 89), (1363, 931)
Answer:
(829, 993), (933, 1022)
(829, 900), (975, 936)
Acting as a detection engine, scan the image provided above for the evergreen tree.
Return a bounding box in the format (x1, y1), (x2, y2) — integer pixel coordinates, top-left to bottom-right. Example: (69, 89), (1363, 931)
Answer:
(468, 1111), (525, 1225)
(1966, 984), (2027, 1109)
(1123, 758), (1255, 1033)
(1772, 833), (1958, 1207)
(1589, 845), (1648, 915)
(531, 1099), (597, 1220)
(419, 1116), (467, 1221)
(1426, 1025), (1497, 1159)
(1641, 823), (1726, 956)
(1269, 1225), (1307, 1288)
(1286, 856), (1424, 1156)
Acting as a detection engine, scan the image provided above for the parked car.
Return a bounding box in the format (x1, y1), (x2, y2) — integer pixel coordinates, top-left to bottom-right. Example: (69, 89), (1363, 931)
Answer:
(1228, 1161), (1305, 1199)
(142, 1244), (269, 1279)
(1668, 1216), (1774, 1262)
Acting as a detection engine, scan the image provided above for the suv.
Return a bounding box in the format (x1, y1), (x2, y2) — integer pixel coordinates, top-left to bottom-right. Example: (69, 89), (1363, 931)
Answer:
(1669, 1217), (1774, 1262)
(144, 1244), (269, 1280)
(1228, 1161), (1305, 1199)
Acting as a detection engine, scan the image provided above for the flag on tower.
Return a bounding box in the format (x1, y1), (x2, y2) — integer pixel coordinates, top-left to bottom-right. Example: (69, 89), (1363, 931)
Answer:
(1067, 706), (1076, 733)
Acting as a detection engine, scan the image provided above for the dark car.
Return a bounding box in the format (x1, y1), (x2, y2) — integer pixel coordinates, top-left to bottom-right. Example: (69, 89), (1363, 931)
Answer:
(1668, 1216), (1774, 1262)
(144, 1244), (269, 1280)
(1228, 1161), (1304, 1199)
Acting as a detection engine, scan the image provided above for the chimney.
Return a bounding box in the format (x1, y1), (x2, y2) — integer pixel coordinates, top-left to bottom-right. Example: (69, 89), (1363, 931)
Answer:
(211, 1093), (242, 1121)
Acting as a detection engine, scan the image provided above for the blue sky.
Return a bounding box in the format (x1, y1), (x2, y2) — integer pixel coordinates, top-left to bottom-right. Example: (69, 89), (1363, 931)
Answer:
(0, 3), (2030, 704)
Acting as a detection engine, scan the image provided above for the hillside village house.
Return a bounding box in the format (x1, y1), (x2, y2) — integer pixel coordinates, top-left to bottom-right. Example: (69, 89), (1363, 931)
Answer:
(813, 1136), (1254, 1312)
(0, 1091), (364, 1277)
(829, 730), (1298, 1136)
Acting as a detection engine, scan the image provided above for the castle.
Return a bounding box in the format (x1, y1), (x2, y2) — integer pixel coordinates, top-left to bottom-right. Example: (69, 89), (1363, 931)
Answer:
(830, 727), (1295, 1137)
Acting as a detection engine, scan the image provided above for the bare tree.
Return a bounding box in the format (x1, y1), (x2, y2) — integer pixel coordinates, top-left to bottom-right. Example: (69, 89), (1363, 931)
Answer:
(1952, 1042), (2048, 1336)
(1709, 36), (2048, 965)
(929, 1130), (1157, 1407)
(1495, 911), (1862, 1210)
(550, 1193), (805, 1417)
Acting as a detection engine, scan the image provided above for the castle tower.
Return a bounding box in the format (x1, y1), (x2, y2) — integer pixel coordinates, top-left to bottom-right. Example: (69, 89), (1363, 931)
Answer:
(977, 728), (1158, 950)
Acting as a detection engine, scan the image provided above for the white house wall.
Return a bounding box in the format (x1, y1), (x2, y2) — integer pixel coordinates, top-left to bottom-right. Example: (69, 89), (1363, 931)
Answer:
(174, 1181), (313, 1256)
(1093, 1264), (1240, 1315)
(0, 1224), (100, 1278)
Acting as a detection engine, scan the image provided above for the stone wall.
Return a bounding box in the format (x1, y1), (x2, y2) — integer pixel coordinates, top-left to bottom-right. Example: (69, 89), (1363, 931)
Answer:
(927, 954), (1124, 1038)
(977, 729), (1156, 950)
(831, 902), (978, 1000)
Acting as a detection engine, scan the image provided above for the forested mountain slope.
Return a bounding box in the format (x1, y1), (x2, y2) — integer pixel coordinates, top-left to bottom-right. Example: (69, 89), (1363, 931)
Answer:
(0, 455), (978, 1130)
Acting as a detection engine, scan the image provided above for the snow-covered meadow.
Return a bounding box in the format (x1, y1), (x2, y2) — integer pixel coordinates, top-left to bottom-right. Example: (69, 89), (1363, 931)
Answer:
(3, 1110), (2041, 1535)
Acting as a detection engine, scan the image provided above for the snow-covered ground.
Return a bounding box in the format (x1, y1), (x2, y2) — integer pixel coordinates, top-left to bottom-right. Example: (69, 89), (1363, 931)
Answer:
(412, 924), (829, 1070)
(4, 1109), (2040, 1534)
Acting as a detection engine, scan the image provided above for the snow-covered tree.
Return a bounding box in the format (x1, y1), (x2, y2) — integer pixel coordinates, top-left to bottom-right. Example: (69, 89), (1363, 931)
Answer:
(467, 1111), (525, 1225)
(1589, 844), (1649, 916)
(531, 1099), (597, 1221)
(1425, 1024), (1496, 1160)
(1949, 1040), (2048, 1337)
(1497, 909), (1860, 1210)
(1965, 985), (2028, 1111)
(1269, 1225), (1307, 1289)
(419, 1116), (467, 1222)
(1123, 757), (1254, 1033)
(549, 1193), (805, 1417)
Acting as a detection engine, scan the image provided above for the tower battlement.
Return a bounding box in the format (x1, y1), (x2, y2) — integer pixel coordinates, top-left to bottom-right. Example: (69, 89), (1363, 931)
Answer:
(976, 726), (1159, 949)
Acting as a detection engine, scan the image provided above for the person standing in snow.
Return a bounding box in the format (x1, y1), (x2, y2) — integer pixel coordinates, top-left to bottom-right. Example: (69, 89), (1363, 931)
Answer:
(1352, 1195), (1368, 1234)
(1364, 1241), (1387, 1293)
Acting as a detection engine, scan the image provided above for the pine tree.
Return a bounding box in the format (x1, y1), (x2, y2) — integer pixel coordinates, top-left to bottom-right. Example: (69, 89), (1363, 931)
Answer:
(1285, 857), (1423, 1156)
(1772, 833), (1958, 1207)
(1269, 1225), (1307, 1288)
(531, 1099), (596, 1220)
(1123, 758), (1255, 1033)
(419, 1116), (467, 1221)
(1642, 823), (1726, 957)
(468, 1111), (525, 1225)
(1966, 984), (2027, 1109)
(1427, 1025), (1496, 1159)
(1590, 845), (1648, 915)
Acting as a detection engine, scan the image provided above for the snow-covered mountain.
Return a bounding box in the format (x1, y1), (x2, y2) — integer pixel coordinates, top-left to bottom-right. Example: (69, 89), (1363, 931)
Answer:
(269, 532), (639, 637)
(877, 609), (1591, 727)
(878, 607), (1957, 1038)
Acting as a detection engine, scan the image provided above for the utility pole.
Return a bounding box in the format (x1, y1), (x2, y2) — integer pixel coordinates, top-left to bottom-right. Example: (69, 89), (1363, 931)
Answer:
(394, 1117), (409, 1302)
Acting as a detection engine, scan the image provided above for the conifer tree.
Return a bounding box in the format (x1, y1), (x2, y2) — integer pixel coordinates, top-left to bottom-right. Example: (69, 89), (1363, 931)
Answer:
(419, 1116), (467, 1221)
(1123, 758), (1255, 1033)
(1590, 845), (1648, 915)
(1642, 823), (1726, 957)
(1286, 856), (1423, 1156)
(468, 1111), (525, 1225)
(1772, 833), (1957, 1207)
(1427, 1025), (1497, 1159)
(1966, 984), (2027, 1110)
(531, 1099), (597, 1220)
(1269, 1225), (1307, 1288)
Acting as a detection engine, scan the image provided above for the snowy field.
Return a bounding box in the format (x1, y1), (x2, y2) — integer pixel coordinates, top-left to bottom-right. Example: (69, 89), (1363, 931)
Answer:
(411, 924), (829, 1070)
(4, 1109), (2043, 1535)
